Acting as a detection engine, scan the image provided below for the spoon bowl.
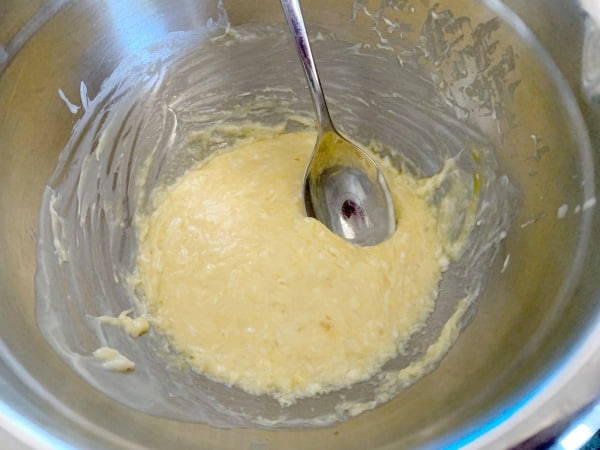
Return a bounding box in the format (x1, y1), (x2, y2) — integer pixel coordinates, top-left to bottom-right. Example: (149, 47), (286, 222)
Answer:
(280, 0), (397, 246)
(305, 131), (397, 246)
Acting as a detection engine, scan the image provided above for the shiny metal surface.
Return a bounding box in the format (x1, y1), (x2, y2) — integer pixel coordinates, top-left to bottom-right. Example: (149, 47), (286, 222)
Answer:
(281, 0), (397, 246)
(0, 0), (599, 449)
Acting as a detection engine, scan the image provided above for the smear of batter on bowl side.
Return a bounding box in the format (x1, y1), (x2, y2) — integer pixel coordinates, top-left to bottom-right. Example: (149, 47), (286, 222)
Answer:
(132, 129), (466, 406)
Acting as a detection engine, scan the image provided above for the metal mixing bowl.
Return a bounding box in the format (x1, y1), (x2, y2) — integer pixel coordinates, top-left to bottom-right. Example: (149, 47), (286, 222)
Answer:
(1, 0), (599, 448)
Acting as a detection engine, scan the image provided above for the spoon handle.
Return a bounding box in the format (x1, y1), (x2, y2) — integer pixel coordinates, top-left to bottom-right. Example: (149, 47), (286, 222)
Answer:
(280, 0), (335, 133)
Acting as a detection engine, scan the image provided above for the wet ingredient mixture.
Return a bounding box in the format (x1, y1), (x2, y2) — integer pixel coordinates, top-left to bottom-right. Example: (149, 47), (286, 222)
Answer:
(133, 130), (457, 405)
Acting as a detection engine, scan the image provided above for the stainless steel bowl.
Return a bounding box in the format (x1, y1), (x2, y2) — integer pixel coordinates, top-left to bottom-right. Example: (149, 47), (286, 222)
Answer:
(1, 0), (599, 448)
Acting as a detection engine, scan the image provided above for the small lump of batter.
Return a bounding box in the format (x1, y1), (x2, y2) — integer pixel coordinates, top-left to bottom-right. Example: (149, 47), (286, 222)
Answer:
(93, 347), (136, 372)
(99, 309), (150, 338)
(133, 130), (456, 405)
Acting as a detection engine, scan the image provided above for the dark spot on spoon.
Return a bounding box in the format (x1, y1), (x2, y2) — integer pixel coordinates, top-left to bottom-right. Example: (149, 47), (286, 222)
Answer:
(341, 199), (362, 220)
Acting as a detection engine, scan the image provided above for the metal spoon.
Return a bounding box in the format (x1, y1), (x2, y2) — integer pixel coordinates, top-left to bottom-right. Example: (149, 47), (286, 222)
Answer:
(280, 0), (397, 246)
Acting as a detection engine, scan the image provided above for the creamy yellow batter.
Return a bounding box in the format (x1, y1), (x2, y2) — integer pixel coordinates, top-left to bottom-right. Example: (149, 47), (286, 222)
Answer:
(134, 130), (453, 405)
